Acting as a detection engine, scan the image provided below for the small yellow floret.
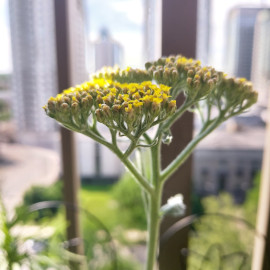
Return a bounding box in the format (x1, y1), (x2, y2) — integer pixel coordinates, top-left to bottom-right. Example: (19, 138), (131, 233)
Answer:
(125, 104), (133, 112)
(239, 78), (246, 83)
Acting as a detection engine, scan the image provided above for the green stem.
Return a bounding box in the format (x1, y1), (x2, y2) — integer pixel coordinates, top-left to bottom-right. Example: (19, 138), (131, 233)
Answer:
(145, 139), (162, 270)
(135, 148), (150, 217)
(83, 128), (153, 195)
(146, 192), (161, 270)
(122, 157), (154, 195)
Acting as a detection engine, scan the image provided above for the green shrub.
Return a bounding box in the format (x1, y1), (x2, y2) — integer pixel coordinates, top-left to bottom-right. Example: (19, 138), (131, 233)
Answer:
(0, 100), (11, 121)
(188, 193), (254, 270)
(112, 172), (147, 229)
(191, 193), (204, 215)
(243, 172), (260, 225)
(16, 180), (63, 220)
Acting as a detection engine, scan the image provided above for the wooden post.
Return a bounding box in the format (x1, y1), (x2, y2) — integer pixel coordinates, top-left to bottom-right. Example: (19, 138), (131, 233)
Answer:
(54, 0), (84, 258)
(159, 0), (197, 269)
(252, 97), (270, 270)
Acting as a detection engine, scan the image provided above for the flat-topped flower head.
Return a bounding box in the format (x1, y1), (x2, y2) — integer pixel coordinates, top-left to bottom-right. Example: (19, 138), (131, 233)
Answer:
(43, 78), (176, 137)
(44, 54), (258, 142)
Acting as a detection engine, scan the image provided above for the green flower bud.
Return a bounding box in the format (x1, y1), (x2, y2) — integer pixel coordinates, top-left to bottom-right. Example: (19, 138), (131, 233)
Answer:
(101, 104), (112, 118)
(63, 96), (71, 104)
(71, 102), (79, 114)
(167, 100), (176, 115)
(61, 102), (69, 113)
(96, 95), (103, 105)
(153, 70), (163, 82)
(47, 99), (56, 113)
(152, 101), (161, 117)
(95, 109), (104, 123)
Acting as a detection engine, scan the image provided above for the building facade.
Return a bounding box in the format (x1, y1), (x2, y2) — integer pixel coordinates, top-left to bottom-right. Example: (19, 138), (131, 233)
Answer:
(226, 7), (268, 80)
(9, 0), (58, 133)
(251, 9), (270, 108)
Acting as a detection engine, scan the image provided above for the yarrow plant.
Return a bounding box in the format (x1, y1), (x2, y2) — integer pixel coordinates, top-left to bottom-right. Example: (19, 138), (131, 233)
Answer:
(43, 55), (257, 269)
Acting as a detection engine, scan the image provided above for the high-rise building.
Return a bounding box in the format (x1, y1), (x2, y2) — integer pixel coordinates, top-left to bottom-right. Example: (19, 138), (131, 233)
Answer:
(196, 0), (212, 65)
(9, 0), (58, 133)
(226, 7), (267, 80)
(9, 0), (88, 154)
(251, 10), (270, 108)
(92, 28), (123, 70)
(9, 0), (87, 133)
(67, 0), (87, 85)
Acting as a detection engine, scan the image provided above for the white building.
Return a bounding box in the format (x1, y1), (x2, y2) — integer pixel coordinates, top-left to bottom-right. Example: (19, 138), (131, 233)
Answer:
(251, 9), (270, 108)
(9, 0), (58, 133)
(225, 6), (269, 80)
(193, 116), (264, 203)
(8, 0), (125, 180)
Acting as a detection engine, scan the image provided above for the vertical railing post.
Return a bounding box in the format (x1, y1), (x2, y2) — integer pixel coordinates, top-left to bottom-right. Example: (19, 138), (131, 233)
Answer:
(159, 0), (197, 269)
(252, 97), (270, 270)
(54, 0), (84, 260)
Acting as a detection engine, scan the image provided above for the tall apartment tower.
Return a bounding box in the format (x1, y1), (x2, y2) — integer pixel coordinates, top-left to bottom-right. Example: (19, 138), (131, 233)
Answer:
(9, 0), (58, 133)
(196, 0), (212, 65)
(251, 10), (270, 108)
(9, 0), (87, 135)
(226, 7), (266, 80)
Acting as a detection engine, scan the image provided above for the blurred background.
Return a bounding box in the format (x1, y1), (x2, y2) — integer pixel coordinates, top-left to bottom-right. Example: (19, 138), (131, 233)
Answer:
(0, 0), (270, 269)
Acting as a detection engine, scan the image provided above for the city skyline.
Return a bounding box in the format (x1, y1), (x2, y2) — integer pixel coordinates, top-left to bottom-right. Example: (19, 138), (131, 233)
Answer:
(2, 0), (270, 74)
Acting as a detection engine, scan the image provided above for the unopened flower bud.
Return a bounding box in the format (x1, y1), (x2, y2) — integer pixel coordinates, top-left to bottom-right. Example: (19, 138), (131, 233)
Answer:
(172, 69), (179, 81)
(194, 80), (200, 88)
(95, 109), (104, 123)
(75, 92), (81, 101)
(112, 104), (121, 112)
(145, 62), (152, 69)
(64, 96), (71, 104)
(187, 69), (194, 77)
(157, 57), (166, 65)
(163, 69), (170, 81)
(187, 77), (192, 86)
(61, 103), (69, 113)
(81, 97), (89, 109)
(102, 104), (111, 117)
(153, 70), (163, 81)
(152, 101), (161, 116)
(121, 101), (129, 112)
(87, 94), (93, 105)
(167, 100), (176, 114)
(47, 99), (56, 112)
(96, 95), (103, 104)
(71, 102), (79, 114)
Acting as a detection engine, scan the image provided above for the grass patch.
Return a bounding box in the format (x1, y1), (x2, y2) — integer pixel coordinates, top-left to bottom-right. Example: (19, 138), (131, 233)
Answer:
(80, 184), (121, 230)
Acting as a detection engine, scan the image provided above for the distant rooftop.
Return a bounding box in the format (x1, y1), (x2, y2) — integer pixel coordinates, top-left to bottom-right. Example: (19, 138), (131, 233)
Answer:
(195, 114), (265, 150)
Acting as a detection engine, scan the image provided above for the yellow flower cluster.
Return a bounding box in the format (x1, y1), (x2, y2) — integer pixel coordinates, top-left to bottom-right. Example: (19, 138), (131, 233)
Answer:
(93, 66), (151, 84)
(212, 74), (258, 115)
(93, 55), (220, 102)
(43, 78), (176, 135)
(145, 55), (220, 100)
(44, 54), (258, 139)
